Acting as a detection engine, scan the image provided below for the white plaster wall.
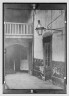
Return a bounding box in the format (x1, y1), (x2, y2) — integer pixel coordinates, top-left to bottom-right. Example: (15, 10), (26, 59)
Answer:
(34, 10), (51, 59)
(51, 10), (65, 29)
(51, 11), (65, 62)
(34, 10), (65, 62)
(52, 31), (65, 62)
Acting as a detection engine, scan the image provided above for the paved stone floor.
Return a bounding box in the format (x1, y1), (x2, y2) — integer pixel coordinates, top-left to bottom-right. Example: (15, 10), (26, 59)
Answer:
(5, 72), (63, 89)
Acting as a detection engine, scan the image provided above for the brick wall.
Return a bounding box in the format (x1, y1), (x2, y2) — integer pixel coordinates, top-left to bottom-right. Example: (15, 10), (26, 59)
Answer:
(52, 61), (65, 88)
(33, 58), (44, 80)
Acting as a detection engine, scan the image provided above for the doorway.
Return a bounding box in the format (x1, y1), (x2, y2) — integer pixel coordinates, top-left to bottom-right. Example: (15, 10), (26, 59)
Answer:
(43, 35), (52, 80)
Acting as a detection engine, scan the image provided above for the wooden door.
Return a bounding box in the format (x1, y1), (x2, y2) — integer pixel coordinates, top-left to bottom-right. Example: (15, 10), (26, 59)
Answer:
(43, 36), (52, 80)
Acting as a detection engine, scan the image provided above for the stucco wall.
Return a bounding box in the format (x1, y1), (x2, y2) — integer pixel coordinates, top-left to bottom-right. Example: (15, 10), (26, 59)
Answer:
(52, 30), (65, 62)
(34, 10), (65, 62)
(51, 10), (65, 62)
(33, 10), (66, 82)
(34, 10), (51, 59)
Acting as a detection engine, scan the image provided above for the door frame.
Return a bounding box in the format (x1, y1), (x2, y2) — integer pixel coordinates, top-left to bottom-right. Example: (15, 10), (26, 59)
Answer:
(43, 35), (52, 80)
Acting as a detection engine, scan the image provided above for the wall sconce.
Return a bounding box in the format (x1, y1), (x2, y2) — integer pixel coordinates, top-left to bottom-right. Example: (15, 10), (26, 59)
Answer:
(35, 20), (46, 35)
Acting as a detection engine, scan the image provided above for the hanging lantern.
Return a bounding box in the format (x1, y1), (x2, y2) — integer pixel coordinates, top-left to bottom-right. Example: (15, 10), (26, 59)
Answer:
(35, 20), (46, 35)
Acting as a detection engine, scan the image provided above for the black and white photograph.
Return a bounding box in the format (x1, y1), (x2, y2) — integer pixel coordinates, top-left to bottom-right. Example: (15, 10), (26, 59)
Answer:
(2, 3), (67, 94)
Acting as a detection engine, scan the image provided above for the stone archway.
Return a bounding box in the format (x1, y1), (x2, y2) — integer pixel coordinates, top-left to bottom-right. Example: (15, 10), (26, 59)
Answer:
(4, 38), (33, 74)
(5, 44), (28, 74)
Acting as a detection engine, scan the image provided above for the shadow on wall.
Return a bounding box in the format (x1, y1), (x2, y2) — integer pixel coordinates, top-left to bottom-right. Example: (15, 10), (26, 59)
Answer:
(5, 44), (27, 74)
(4, 4), (32, 23)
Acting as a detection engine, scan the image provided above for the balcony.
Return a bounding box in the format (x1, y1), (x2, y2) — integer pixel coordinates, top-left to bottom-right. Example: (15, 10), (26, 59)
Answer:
(4, 22), (33, 38)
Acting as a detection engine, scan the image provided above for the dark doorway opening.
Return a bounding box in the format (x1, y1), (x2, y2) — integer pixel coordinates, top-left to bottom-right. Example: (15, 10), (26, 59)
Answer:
(43, 35), (52, 80)
(5, 44), (28, 74)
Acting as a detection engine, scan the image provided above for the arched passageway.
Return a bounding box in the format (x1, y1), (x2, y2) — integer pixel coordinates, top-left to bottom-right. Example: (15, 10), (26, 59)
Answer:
(5, 43), (32, 74)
